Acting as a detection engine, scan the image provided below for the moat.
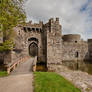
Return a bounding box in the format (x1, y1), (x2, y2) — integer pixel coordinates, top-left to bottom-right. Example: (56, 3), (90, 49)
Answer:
(62, 60), (92, 75)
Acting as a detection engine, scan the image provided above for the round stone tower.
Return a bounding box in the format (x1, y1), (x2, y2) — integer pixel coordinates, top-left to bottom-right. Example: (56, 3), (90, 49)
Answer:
(62, 34), (81, 43)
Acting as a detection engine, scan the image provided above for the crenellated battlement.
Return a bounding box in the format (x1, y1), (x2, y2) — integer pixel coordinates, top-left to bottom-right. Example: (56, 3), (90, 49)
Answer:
(49, 17), (59, 24)
(26, 20), (43, 27)
(23, 27), (43, 33)
(23, 20), (43, 33)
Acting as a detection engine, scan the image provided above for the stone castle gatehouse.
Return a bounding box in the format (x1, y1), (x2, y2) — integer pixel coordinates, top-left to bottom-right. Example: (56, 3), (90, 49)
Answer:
(0, 18), (92, 71)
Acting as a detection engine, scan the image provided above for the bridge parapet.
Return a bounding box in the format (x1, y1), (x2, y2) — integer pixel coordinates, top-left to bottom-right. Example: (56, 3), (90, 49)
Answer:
(6, 56), (30, 74)
(32, 56), (37, 72)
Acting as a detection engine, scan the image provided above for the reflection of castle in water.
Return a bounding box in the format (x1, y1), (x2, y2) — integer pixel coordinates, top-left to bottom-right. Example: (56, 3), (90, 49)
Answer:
(0, 18), (92, 72)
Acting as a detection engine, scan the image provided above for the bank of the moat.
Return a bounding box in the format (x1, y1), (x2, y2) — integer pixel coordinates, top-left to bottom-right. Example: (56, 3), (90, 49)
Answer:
(53, 65), (92, 92)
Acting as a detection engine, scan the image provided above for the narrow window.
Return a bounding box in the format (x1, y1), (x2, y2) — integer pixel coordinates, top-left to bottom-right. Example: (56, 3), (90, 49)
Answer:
(40, 28), (42, 32)
(36, 28), (39, 31)
(32, 28), (35, 31)
(75, 41), (77, 43)
(75, 52), (79, 58)
(18, 31), (20, 35)
(23, 27), (26, 32)
(28, 28), (31, 31)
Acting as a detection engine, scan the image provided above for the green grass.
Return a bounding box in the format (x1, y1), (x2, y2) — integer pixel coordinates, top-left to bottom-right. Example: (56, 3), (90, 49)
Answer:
(34, 72), (81, 92)
(0, 71), (8, 77)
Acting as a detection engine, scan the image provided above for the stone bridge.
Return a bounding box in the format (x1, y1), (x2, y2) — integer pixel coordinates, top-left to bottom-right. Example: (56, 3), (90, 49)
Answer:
(7, 56), (37, 74)
(11, 57), (37, 75)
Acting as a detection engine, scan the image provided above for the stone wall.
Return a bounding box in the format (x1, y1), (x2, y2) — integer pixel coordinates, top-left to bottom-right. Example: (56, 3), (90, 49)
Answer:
(3, 50), (28, 66)
(0, 51), (12, 66)
(62, 41), (89, 61)
(0, 52), (4, 65)
(88, 39), (92, 60)
(62, 41), (89, 70)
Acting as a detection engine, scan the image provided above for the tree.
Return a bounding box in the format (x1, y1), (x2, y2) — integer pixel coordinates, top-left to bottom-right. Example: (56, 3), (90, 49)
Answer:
(0, 0), (26, 51)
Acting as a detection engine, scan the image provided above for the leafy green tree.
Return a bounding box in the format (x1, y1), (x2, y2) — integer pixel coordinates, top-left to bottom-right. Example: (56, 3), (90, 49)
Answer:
(0, 0), (26, 51)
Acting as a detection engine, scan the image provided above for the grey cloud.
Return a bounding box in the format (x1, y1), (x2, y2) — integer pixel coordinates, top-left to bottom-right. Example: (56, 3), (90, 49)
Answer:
(24, 0), (92, 40)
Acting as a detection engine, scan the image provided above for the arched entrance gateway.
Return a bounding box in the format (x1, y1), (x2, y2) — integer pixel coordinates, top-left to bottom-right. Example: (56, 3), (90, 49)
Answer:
(29, 42), (38, 57)
(28, 37), (38, 57)
(28, 37), (47, 71)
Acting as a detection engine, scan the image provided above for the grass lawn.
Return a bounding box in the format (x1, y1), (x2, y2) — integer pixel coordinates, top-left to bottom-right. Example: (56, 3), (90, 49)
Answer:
(34, 72), (81, 92)
(0, 71), (8, 77)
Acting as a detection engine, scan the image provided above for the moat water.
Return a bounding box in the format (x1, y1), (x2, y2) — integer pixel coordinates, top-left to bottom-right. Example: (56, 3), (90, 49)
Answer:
(62, 60), (92, 75)
(86, 63), (92, 74)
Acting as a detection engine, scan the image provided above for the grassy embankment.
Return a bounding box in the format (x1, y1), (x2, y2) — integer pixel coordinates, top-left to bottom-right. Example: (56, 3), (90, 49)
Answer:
(34, 72), (81, 92)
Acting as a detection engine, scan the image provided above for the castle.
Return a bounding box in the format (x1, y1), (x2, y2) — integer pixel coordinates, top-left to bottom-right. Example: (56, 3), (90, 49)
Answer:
(0, 18), (92, 71)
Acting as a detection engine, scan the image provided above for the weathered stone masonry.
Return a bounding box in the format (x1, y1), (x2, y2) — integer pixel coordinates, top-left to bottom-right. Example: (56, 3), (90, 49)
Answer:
(0, 18), (92, 71)
(44, 18), (62, 70)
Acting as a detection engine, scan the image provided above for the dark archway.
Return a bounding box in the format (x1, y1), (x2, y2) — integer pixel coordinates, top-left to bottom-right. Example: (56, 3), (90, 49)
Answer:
(29, 42), (38, 57)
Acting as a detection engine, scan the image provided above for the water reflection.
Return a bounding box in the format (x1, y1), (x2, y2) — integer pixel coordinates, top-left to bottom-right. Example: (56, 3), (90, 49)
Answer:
(62, 60), (92, 75)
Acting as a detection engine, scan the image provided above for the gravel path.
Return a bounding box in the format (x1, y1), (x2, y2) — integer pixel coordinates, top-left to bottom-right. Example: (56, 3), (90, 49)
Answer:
(0, 58), (34, 92)
(0, 74), (33, 92)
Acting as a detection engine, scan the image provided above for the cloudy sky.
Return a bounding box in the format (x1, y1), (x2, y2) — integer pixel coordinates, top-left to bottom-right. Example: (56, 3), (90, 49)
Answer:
(24, 0), (92, 40)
